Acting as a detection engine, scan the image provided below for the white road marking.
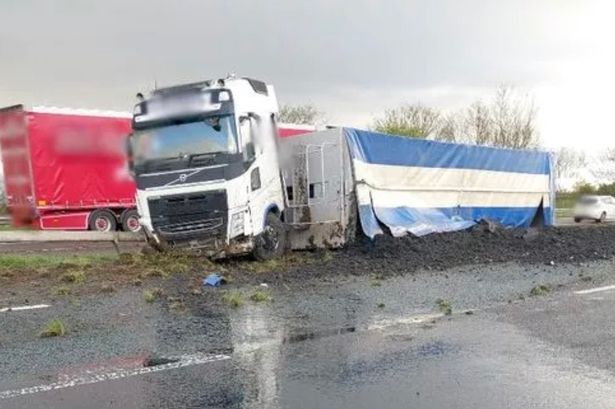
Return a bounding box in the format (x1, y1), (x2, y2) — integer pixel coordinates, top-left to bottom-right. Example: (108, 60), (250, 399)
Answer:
(0, 304), (50, 313)
(575, 285), (615, 295)
(0, 353), (230, 400)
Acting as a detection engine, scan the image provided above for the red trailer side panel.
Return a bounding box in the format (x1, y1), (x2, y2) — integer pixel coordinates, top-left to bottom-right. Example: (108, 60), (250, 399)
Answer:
(27, 110), (135, 210)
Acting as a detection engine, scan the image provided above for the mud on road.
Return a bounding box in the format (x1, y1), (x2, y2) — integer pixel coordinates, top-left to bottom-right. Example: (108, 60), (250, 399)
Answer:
(2, 225), (615, 301)
(225, 225), (615, 284)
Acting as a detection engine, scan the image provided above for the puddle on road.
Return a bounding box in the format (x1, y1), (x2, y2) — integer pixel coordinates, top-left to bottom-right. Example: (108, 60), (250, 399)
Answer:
(282, 326), (356, 344)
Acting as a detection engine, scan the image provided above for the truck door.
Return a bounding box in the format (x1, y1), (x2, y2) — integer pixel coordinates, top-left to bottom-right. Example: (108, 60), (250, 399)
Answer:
(280, 128), (348, 248)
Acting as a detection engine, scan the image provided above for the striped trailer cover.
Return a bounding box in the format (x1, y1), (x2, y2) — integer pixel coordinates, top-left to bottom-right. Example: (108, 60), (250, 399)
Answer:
(344, 129), (555, 237)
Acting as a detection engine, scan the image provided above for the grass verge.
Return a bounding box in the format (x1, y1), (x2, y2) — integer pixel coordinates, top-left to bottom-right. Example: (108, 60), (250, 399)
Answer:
(0, 254), (111, 271)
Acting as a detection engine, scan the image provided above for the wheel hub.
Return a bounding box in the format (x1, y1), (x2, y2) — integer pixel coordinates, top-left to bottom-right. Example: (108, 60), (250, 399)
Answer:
(95, 217), (110, 232)
(261, 225), (280, 250)
(126, 216), (141, 232)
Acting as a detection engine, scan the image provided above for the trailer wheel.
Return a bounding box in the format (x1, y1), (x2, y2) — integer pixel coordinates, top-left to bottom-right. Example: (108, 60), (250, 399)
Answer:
(253, 213), (287, 261)
(120, 209), (142, 232)
(88, 210), (117, 232)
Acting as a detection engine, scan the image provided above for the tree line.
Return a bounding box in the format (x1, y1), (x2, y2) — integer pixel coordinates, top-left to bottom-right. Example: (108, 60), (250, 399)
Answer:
(278, 88), (605, 193)
(278, 84), (540, 149)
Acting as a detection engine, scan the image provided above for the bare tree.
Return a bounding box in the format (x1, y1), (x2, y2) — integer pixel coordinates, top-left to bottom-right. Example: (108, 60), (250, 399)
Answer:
(370, 85), (540, 146)
(490, 85), (539, 149)
(434, 112), (464, 143)
(372, 104), (441, 138)
(591, 148), (615, 182)
(463, 100), (492, 145)
(278, 104), (323, 125)
(553, 147), (587, 191)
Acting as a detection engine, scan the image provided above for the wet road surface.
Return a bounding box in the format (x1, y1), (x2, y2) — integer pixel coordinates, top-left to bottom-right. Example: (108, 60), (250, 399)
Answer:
(0, 253), (615, 409)
(0, 291), (615, 409)
(0, 276), (615, 409)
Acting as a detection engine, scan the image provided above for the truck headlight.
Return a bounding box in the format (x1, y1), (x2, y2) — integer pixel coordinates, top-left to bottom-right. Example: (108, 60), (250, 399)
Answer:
(230, 212), (245, 237)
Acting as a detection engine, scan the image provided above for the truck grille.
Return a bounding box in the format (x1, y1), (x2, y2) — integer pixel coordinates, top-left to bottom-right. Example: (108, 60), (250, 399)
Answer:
(148, 191), (227, 239)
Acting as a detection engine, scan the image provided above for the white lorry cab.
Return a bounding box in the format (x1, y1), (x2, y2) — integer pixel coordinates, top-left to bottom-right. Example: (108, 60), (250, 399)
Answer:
(129, 76), (288, 259)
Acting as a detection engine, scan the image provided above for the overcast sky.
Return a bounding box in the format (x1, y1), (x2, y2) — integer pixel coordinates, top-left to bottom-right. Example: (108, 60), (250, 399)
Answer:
(1, 0), (613, 150)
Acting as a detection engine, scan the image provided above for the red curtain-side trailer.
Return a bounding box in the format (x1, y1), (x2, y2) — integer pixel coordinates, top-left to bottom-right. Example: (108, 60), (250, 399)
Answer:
(0, 105), (138, 231)
(0, 105), (314, 231)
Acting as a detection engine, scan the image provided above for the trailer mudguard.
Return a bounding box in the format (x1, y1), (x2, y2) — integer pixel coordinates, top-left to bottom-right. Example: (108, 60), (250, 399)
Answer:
(344, 128), (554, 238)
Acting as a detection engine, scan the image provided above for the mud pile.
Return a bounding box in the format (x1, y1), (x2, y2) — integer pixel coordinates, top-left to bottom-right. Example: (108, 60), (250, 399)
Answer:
(287, 225), (615, 278)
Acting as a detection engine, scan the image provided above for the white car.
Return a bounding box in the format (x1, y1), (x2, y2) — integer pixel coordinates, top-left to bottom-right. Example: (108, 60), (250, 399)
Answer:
(574, 195), (615, 223)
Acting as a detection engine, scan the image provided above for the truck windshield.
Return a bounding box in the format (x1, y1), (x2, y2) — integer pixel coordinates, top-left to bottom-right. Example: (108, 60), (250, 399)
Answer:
(131, 115), (238, 164)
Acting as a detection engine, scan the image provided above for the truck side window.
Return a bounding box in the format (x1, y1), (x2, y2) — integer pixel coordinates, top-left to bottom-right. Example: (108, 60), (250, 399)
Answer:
(239, 116), (255, 161)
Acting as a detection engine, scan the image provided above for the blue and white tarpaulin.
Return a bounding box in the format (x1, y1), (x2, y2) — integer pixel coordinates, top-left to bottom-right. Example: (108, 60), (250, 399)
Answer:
(344, 128), (555, 238)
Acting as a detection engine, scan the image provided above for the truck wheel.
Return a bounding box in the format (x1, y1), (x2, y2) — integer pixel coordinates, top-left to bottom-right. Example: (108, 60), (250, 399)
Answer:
(253, 213), (287, 261)
(88, 210), (117, 232)
(120, 209), (142, 232)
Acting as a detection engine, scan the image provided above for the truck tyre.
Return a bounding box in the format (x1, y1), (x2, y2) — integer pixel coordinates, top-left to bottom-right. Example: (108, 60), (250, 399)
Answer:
(120, 209), (142, 232)
(253, 213), (287, 261)
(88, 209), (117, 232)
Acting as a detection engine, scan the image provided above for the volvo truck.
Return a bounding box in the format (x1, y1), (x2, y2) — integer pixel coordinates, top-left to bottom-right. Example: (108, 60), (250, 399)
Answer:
(130, 76), (291, 259)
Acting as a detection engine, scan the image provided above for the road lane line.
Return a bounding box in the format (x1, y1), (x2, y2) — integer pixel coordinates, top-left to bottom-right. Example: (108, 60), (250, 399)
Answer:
(0, 353), (230, 400)
(575, 285), (615, 295)
(0, 304), (50, 313)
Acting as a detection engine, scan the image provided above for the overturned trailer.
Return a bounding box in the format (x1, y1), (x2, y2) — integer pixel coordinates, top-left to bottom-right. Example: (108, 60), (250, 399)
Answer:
(280, 128), (554, 249)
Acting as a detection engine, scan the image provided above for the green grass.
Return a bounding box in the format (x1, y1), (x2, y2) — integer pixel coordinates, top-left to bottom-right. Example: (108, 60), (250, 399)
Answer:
(555, 208), (574, 218)
(249, 289), (272, 303)
(530, 285), (550, 297)
(0, 254), (111, 270)
(39, 319), (66, 338)
(436, 298), (453, 315)
(143, 288), (163, 303)
(556, 192), (578, 209)
(222, 291), (245, 308)
(60, 270), (86, 284)
(369, 273), (384, 287)
(54, 286), (72, 296)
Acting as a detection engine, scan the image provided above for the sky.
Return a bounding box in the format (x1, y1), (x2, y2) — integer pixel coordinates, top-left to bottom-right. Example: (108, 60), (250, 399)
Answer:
(0, 0), (614, 151)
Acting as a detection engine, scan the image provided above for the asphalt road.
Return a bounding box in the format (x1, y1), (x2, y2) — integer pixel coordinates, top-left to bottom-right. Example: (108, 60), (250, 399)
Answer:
(2, 261), (615, 408)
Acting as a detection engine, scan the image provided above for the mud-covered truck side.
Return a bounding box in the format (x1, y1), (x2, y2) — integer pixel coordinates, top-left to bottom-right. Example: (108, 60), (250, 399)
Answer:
(130, 76), (554, 258)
